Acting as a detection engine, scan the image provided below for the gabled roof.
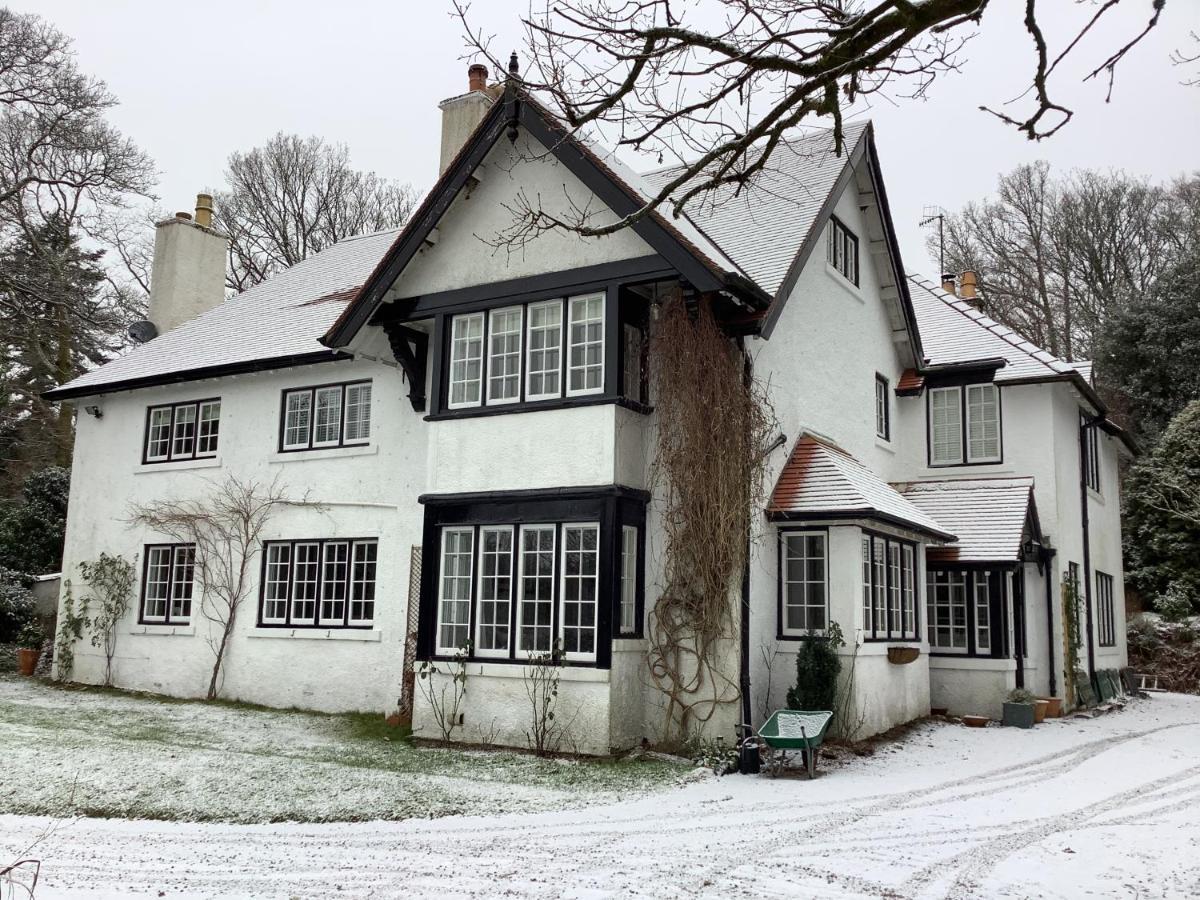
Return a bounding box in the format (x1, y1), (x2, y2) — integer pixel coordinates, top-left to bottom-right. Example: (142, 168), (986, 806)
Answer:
(898, 478), (1040, 564)
(768, 434), (955, 541)
(46, 229), (399, 401)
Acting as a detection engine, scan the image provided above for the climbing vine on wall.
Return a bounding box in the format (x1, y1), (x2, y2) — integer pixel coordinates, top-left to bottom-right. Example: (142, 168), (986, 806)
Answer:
(645, 292), (775, 746)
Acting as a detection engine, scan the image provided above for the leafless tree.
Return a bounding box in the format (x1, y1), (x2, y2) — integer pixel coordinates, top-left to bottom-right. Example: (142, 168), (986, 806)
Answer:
(130, 477), (304, 701)
(938, 164), (1197, 361)
(214, 133), (418, 292)
(455, 0), (1167, 239)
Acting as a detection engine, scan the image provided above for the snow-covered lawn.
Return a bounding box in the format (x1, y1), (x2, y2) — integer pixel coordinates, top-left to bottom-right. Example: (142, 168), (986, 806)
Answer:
(3, 686), (1199, 899)
(0, 675), (683, 823)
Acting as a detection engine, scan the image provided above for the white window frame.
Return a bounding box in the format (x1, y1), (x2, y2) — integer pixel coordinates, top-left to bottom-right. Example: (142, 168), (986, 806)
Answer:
(902, 545), (916, 639)
(261, 543), (291, 625)
(558, 522), (600, 662)
(780, 531), (828, 637)
(516, 524), (556, 656)
(566, 293), (605, 397)
(620, 525), (638, 636)
(280, 381), (371, 451)
(525, 300), (563, 402)
(348, 540), (378, 627)
(974, 572), (992, 653)
(965, 383), (1001, 463)
(140, 544), (195, 625)
(260, 538), (377, 628)
(926, 570), (969, 653)
(887, 542), (903, 639)
(486, 307), (524, 405)
(290, 542), (321, 624)
(282, 390), (313, 451)
(448, 312), (485, 409)
(196, 400), (221, 456)
(474, 525), (515, 658)
(312, 386), (344, 449)
(144, 407), (174, 462)
(436, 527), (475, 654)
(318, 541), (350, 626)
(343, 383), (373, 444)
(929, 386), (964, 466)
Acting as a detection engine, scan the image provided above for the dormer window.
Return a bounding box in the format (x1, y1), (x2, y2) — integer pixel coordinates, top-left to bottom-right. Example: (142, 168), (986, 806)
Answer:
(929, 383), (1001, 466)
(827, 216), (859, 286)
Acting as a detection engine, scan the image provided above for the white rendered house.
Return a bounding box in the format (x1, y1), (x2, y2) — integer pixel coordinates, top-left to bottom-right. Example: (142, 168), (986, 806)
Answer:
(47, 68), (1133, 753)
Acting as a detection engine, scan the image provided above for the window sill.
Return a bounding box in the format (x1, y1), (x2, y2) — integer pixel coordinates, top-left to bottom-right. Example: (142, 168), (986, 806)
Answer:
(874, 436), (895, 454)
(1087, 487), (1105, 506)
(134, 457), (221, 475)
(269, 444), (377, 464)
(453, 661), (610, 682)
(425, 395), (650, 421)
(129, 624), (195, 636)
(825, 262), (864, 303)
(249, 628), (382, 642)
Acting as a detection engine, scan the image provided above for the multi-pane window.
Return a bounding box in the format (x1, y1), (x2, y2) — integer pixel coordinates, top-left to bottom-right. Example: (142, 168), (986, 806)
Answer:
(475, 526), (514, 657)
(926, 567), (1007, 656)
(144, 400), (221, 463)
(526, 300), (563, 400)
(827, 216), (859, 285)
(875, 375), (890, 440)
(281, 381), (372, 451)
(1082, 412), (1101, 493)
(780, 531), (827, 635)
(437, 528), (474, 653)
(448, 312), (485, 408)
(258, 538), (378, 628)
(620, 525), (638, 636)
(1097, 571), (1116, 647)
(567, 294), (605, 396)
(487, 308), (523, 404)
(929, 384), (1001, 466)
(433, 519), (628, 665)
(140, 544), (195, 625)
(861, 534), (919, 640)
(560, 524), (600, 660)
(623, 323), (645, 404)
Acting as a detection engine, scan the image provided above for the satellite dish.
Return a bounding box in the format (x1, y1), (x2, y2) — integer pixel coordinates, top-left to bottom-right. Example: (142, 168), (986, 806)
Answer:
(128, 320), (158, 344)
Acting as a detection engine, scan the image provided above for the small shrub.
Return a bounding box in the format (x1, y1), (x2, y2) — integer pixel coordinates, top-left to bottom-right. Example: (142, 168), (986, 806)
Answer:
(684, 733), (739, 775)
(1126, 614), (1163, 655)
(1006, 688), (1037, 704)
(0, 572), (35, 643)
(786, 621), (844, 712)
(1155, 584), (1195, 624)
(16, 620), (44, 650)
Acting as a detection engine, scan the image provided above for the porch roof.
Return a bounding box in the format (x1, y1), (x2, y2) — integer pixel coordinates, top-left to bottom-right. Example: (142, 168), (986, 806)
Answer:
(898, 477), (1039, 563)
(767, 434), (955, 542)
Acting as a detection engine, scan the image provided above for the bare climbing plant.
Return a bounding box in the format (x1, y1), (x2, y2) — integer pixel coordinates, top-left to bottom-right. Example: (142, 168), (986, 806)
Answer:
(129, 476), (298, 700)
(77, 553), (136, 688)
(646, 292), (775, 746)
(523, 643), (568, 756)
(416, 644), (470, 742)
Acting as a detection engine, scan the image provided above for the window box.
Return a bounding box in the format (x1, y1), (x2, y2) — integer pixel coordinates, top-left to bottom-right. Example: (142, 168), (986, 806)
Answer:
(887, 646), (920, 665)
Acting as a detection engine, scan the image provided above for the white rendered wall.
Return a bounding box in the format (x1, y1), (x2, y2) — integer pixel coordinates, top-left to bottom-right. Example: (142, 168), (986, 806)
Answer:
(56, 357), (425, 713)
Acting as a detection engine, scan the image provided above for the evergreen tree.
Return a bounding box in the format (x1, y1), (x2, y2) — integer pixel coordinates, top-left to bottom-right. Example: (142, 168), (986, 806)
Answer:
(0, 466), (69, 575)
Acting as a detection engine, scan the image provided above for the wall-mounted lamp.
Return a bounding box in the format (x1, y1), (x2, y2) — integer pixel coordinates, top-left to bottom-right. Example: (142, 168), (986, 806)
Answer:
(83, 405), (103, 419)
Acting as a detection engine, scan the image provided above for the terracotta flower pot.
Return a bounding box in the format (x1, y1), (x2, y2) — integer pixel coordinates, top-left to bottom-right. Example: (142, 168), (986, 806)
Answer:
(1033, 699), (1049, 724)
(962, 715), (990, 728)
(16, 648), (41, 677)
(1040, 697), (1063, 718)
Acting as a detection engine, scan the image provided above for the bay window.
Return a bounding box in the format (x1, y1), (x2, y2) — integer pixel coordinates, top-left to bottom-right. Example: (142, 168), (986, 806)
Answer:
(280, 381), (372, 451)
(929, 383), (1001, 466)
(861, 533), (919, 640)
(779, 531), (827, 636)
(258, 538), (377, 628)
(144, 399), (221, 463)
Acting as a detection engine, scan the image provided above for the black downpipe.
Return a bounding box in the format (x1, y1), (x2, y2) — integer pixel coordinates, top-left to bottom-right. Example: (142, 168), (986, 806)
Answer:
(740, 558), (752, 729)
(1079, 417), (1098, 686)
(1013, 572), (1026, 689)
(1042, 546), (1058, 697)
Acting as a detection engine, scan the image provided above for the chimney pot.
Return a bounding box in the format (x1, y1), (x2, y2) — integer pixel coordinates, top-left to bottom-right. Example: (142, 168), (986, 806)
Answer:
(960, 270), (978, 300)
(941, 273), (956, 296)
(175, 211), (193, 222)
(468, 64), (489, 93)
(194, 193), (215, 228)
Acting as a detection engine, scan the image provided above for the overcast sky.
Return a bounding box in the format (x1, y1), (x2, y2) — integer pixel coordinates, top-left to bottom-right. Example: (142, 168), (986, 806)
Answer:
(27, 0), (1200, 275)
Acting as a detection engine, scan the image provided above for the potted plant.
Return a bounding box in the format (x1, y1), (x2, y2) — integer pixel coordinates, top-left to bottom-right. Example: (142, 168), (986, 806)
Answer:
(1033, 698), (1049, 723)
(16, 622), (44, 677)
(1040, 697), (1063, 718)
(1002, 688), (1037, 729)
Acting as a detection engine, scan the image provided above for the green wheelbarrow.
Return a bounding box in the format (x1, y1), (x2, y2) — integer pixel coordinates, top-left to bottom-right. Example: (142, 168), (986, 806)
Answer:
(755, 709), (833, 778)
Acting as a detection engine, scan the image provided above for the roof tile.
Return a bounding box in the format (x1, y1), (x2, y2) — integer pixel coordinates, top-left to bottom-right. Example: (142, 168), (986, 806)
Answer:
(898, 478), (1037, 563)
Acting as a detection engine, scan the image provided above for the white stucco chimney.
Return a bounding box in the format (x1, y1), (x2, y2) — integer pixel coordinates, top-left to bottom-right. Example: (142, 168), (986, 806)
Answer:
(438, 64), (495, 174)
(147, 194), (228, 335)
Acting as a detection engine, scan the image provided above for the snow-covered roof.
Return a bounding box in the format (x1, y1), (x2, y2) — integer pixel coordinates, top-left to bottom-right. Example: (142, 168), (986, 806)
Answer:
(899, 478), (1038, 563)
(907, 274), (1078, 382)
(768, 434), (955, 541)
(640, 122), (870, 298)
(48, 229), (399, 400)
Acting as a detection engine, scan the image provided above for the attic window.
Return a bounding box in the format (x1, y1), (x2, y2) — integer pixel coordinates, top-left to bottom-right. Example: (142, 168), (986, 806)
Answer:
(827, 216), (859, 286)
(928, 384), (1001, 467)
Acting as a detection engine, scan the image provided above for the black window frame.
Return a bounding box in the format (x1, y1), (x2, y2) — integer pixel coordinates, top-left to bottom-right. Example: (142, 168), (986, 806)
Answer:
(256, 537), (379, 629)
(925, 565), (1012, 659)
(138, 542), (196, 625)
(418, 488), (647, 668)
(142, 398), (221, 464)
(1082, 411), (1101, 493)
(861, 531), (920, 642)
(278, 379), (372, 453)
(827, 216), (860, 286)
(926, 381), (1004, 468)
(874, 374), (890, 441)
(1096, 571), (1116, 647)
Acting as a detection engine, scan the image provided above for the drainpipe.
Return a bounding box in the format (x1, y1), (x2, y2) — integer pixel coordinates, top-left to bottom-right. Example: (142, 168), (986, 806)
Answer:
(740, 557), (752, 728)
(1041, 545), (1058, 697)
(1079, 415), (1100, 687)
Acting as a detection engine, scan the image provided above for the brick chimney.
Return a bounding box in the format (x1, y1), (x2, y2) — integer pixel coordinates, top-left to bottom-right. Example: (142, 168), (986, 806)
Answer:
(147, 194), (228, 334)
(438, 63), (495, 174)
(960, 270), (978, 300)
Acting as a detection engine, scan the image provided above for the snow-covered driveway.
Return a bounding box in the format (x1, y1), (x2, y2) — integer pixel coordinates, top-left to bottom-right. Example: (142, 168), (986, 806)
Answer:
(4, 694), (1200, 899)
